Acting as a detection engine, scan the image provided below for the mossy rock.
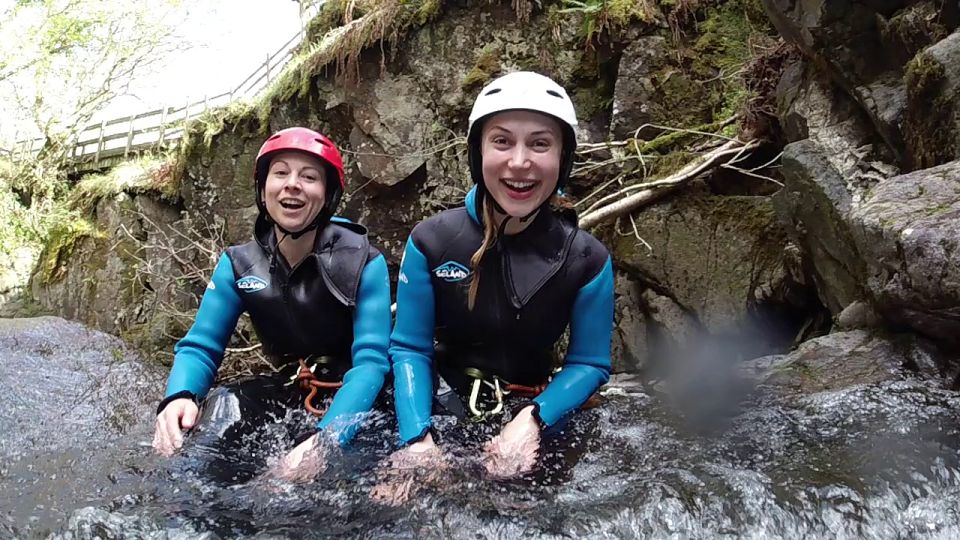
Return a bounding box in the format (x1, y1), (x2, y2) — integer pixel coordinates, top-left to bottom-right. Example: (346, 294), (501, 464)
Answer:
(35, 218), (103, 285)
(612, 186), (789, 336)
(904, 42), (959, 170)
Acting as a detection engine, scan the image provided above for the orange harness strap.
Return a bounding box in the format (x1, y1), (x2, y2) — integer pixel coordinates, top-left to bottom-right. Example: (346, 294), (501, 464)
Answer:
(502, 382), (602, 409)
(295, 359), (343, 416)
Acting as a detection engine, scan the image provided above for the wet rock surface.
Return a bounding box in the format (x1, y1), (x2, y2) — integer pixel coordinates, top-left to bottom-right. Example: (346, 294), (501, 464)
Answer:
(757, 329), (939, 393)
(2, 319), (959, 538)
(613, 184), (816, 364)
(850, 159), (960, 346)
(609, 36), (669, 140)
(775, 139), (870, 313)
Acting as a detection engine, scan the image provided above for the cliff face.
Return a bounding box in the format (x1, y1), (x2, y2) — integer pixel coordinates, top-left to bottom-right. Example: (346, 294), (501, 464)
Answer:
(26, 0), (960, 379)
(765, 0), (960, 351)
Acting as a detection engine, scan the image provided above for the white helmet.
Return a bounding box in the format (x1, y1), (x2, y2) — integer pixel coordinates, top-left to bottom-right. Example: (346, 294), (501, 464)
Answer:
(466, 71), (579, 190)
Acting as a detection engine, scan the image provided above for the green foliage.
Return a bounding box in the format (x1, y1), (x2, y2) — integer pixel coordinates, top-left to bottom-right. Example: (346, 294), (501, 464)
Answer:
(1, 0), (183, 163)
(694, 0), (766, 71)
(0, 182), (37, 263)
(558, 0), (658, 44)
(664, 0), (776, 134)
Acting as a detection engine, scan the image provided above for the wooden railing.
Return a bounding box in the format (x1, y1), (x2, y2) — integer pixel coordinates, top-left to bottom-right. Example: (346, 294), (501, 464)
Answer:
(5, 20), (309, 172)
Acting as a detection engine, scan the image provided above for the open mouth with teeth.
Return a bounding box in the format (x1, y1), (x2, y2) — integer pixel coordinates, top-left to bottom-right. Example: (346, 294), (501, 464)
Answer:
(501, 178), (538, 195)
(279, 198), (306, 210)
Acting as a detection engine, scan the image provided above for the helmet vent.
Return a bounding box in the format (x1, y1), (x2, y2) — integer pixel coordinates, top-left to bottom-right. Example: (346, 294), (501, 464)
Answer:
(315, 138), (329, 146)
(546, 90), (562, 98)
(484, 88), (502, 96)
(268, 134), (281, 140)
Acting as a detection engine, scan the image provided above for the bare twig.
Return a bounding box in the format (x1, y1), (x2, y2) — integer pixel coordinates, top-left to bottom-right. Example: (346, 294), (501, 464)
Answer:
(631, 116), (740, 143)
(720, 164), (784, 186)
(749, 150), (783, 172)
(226, 343), (263, 354)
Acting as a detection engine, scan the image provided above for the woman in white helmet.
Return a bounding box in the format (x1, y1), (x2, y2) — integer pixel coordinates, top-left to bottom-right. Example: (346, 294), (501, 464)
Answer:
(384, 71), (614, 486)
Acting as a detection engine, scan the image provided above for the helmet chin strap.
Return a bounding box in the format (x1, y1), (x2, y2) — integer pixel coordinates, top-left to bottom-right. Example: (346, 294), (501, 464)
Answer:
(479, 183), (550, 234)
(265, 209), (327, 275)
(273, 218), (320, 240)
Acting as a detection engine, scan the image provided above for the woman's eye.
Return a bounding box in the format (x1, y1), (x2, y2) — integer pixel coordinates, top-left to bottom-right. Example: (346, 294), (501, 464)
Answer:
(492, 136), (508, 145)
(302, 174), (318, 182)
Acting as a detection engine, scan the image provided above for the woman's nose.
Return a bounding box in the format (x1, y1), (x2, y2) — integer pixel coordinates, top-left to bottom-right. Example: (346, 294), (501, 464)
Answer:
(283, 170), (301, 188)
(508, 146), (531, 169)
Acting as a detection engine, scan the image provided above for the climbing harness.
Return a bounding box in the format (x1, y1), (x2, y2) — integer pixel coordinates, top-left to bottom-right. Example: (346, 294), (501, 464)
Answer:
(462, 366), (601, 420)
(290, 358), (343, 416)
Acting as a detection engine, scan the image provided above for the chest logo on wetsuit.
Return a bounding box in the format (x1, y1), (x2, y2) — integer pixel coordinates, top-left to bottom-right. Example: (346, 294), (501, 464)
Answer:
(236, 275), (268, 292)
(432, 261), (471, 282)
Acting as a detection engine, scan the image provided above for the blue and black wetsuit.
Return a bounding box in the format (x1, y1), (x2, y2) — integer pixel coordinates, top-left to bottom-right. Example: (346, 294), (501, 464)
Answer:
(390, 187), (614, 444)
(159, 215), (391, 445)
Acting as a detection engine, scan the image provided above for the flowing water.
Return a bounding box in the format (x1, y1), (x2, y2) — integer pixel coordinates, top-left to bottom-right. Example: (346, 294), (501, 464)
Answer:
(2, 317), (960, 539)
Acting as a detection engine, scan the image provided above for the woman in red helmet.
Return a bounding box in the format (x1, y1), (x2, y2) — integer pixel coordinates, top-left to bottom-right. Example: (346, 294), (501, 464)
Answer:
(152, 127), (391, 481)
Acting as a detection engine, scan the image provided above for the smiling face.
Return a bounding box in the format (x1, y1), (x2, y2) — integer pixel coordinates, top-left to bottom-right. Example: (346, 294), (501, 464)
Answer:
(262, 151), (327, 234)
(480, 110), (563, 219)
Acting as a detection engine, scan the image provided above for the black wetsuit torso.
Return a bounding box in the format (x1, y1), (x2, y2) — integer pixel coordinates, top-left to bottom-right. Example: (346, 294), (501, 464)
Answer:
(410, 205), (610, 388)
(225, 216), (381, 378)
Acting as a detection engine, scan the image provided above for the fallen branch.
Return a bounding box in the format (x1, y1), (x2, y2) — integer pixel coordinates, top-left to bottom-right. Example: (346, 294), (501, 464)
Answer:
(578, 138), (762, 228)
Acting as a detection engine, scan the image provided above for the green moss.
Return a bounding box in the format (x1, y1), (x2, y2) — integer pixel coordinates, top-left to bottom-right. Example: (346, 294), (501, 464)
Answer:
(461, 44), (502, 91)
(304, 0), (350, 43)
(684, 0), (776, 130)
(648, 150), (696, 177)
(573, 78), (614, 118)
(414, 0), (443, 25)
(631, 116), (729, 155)
(69, 157), (181, 214)
(36, 216), (104, 284)
(651, 67), (714, 129)
(904, 50), (956, 170)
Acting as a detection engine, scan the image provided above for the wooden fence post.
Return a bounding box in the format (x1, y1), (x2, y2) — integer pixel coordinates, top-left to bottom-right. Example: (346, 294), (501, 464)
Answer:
(124, 113), (136, 158)
(94, 119), (107, 165)
(158, 104), (167, 148)
(265, 53), (271, 86)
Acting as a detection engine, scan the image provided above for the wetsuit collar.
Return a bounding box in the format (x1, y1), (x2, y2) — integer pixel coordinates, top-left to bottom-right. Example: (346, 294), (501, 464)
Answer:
(465, 185), (481, 225)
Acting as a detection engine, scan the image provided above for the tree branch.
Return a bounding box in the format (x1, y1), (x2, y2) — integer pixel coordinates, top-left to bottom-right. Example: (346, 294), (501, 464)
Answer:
(578, 139), (762, 228)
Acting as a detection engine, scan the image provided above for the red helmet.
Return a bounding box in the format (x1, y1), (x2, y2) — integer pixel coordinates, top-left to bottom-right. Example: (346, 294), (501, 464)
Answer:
(254, 127), (346, 233)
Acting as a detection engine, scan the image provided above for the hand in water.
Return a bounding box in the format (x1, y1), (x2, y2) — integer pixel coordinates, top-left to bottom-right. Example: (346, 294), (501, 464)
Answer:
(267, 433), (328, 483)
(152, 398), (199, 456)
(483, 405), (541, 479)
(371, 432), (447, 505)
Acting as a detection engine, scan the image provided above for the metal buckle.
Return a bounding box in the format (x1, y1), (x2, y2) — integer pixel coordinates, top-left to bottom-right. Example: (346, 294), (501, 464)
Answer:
(467, 375), (504, 420)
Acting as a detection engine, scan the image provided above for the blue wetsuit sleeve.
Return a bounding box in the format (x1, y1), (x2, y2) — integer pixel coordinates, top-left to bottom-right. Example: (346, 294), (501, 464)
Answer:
(533, 256), (614, 426)
(388, 236), (436, 444)
(164, 253), (244, 400)
(316, 254), (391, 446)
